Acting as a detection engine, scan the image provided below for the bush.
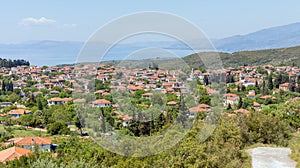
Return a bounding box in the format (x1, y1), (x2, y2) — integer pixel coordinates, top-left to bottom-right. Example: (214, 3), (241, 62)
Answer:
(47, 121), (71, 135)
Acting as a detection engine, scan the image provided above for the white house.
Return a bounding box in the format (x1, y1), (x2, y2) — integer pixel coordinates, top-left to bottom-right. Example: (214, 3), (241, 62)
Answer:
(92, 99), (111, 107)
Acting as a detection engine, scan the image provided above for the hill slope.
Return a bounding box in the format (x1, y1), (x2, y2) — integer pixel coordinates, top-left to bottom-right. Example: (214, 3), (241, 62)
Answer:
(183, 46), (300, 68)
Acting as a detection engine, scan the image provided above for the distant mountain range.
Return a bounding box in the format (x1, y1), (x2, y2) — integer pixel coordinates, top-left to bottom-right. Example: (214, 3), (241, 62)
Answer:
(1, 22), (300, 65)
(214, 22), (300, 52)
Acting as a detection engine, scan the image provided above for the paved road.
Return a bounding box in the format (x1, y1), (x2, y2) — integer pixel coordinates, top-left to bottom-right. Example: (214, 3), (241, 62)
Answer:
(247, 147), (296, 168)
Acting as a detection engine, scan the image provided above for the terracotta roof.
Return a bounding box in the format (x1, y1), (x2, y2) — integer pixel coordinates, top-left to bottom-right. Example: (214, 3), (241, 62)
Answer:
(206, 87), (219, 94)
(7, 109), (31, 115)
(94, 90), (104, 94)
(189, 104), (211, 113)
(93, 99), (111, 104)
(117, 115), (132, 121)
(73, 98), (86, 103)
(198, 104), (211, 108)
(0, 146), (31, 163)
(63, 98), (73, 102)
(167, 101), (177, 105)
(279, 83), (289, 87)
(33, 91), (42, 95)
(10, 137), (52, 146)
(142, 93), (153, 96)
(234, 109), (250, 115)
(49, 97), (64, 102)
(253, 102), (261, 107)
(50, 90), (60, 94)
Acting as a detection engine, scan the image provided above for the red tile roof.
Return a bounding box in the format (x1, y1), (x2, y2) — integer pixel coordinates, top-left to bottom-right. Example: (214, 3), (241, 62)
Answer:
(0, 146), (31, 163)
(10, 137), (52, 146)
(93, 99), (111, 104)
(7, 109), (31, 115)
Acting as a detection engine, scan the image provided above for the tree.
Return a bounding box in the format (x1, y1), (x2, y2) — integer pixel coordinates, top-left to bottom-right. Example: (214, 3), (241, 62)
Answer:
(262, 80), (268, 95)
(47, 121), (70, 135)
(241, 85), (246, 92)
(226, 73), (235, 83)
(227, 103), (232, 110)
(37, 98), (43, 110)
(19, 114), (33, 128)
(289, 81), (296, 92)
(203, 75), (209, 86)
(74, 115), (84, 136)
(274, 73), (282, 88)
(237, 97), (243, 109)
(267, 74), (273, 90)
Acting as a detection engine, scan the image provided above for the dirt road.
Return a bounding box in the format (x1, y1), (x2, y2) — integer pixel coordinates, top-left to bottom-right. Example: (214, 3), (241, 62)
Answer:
(247, 147), (296, 168)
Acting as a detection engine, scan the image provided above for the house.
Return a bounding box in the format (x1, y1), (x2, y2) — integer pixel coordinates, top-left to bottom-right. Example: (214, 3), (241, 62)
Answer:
(279, 83), (289, 91)
(128, 85), (143, 93)
(48, 97), (65, 105)
(1, 102), (13, 107)
(6, 109), (32, 119)
(49, 90), (60, 95)
(48, 97), (72, 106)
(32, 91), (43, 96)
(8, 137), (53, 151)
(246, 90), (256, 98)
(167, 101), (177, 106)
(206, 87), (219, 95)
(234, 109), (250, 115)
(92, 99), (111, 107)
(142, 93), (152, 99)
(260, 95), (276, 100)
(189, 104), (211, 118)
(117, 115), (132, 127)
(224, 93), (239, 105)
(0, 146), (31, 163)
(253, 102), (261, 111)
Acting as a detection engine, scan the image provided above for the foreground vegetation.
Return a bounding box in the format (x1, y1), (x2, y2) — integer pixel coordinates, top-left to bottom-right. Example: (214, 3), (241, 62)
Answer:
(0, 106), (297, 167)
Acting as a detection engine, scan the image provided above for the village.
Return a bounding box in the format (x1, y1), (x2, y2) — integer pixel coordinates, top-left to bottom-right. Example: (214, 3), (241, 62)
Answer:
(0, 62), (299, 163)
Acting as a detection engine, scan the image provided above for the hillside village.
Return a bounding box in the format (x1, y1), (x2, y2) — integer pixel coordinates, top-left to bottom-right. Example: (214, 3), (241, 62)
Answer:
(0, 61), (299, 165)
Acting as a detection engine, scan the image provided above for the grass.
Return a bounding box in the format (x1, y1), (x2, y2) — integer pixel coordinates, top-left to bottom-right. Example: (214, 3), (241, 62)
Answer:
(12, 128), (48, 137)
(0, 124), (49, 138)
(289, 132), (300, 168)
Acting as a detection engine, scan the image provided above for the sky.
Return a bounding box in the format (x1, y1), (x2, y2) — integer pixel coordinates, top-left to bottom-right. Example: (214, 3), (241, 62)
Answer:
(1, 0), (300, 43)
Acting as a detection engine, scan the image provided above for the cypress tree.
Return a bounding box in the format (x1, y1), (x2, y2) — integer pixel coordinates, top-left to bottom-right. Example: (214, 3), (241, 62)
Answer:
(268, 74), (273, 90)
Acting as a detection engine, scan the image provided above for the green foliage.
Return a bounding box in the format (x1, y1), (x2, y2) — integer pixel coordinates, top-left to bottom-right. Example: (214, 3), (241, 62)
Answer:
(47, 121), (70, 135)
(0, 58), (29, 68)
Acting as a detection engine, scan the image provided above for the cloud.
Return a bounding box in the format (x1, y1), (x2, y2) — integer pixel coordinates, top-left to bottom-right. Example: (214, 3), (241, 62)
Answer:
(19, 17), (57, 26)
(62, 23), (78, 28)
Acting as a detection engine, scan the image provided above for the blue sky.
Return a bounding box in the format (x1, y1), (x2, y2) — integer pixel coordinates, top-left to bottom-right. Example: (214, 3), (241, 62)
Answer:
(1, 0), (300, 43)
